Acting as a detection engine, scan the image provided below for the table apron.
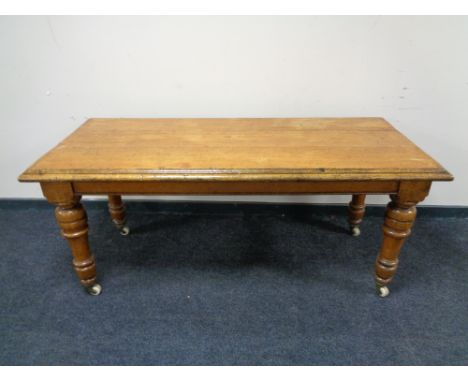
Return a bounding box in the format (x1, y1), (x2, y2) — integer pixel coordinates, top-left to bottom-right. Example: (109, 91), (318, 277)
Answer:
(71, 180), (400, 195)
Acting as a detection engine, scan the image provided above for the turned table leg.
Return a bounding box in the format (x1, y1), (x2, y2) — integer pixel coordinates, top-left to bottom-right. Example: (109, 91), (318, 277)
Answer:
(108, 195), (130, 235)
(374, 182), (430, 297)
(55, 197), (101, 295)
(375, 196), (416, 297)
(41, 183), (101, 296)
(348, 194), (366, 236)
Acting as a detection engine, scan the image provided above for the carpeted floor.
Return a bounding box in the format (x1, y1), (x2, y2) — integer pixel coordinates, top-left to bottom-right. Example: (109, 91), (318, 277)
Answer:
(0, 200), (467, 365)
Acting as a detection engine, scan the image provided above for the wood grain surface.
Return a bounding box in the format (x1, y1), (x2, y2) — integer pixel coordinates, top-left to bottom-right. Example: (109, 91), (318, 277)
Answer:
(19, 118), (453, 182)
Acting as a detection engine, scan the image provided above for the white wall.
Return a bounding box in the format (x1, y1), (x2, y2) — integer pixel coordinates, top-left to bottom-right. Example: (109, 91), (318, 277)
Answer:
(1, 16), (467, 205)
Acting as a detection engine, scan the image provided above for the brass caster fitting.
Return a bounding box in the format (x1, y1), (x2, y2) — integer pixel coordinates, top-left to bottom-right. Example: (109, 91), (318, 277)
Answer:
(377, 285), (390, 298)
(86, 283), (102, 296)
(351, 225), (361, 236)
(119, 225), (130, 236)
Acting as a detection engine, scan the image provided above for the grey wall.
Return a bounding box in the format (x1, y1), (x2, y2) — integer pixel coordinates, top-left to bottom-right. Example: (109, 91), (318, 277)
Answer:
(1, 16), (466, 205)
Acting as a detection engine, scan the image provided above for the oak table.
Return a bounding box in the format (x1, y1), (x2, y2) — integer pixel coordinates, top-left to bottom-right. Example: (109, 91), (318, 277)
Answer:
(19, 118), (453, 297)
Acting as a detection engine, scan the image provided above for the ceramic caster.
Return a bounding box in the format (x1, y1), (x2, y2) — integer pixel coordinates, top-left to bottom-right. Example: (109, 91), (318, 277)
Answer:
(86, 283), (102, 296)
(119, 225), (130, 236)
(377, 285), (390, 298)
(351, 226), (360, 236)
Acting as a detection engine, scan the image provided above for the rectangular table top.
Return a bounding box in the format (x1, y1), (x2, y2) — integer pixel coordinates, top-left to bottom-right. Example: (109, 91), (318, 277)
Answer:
(19, 118), (452, 183)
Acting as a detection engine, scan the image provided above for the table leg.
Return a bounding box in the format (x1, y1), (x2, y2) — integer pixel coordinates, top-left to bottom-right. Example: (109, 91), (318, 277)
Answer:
(108, 195), (130, 235)
(374, 181), (431, 297)
(54, 196), (101, 295)
(375, 196), (416, 297)
(348, 194), (366, 236)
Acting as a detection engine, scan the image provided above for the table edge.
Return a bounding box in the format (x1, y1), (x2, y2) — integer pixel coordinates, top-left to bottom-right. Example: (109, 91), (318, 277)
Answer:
(18, 169), (454, 182)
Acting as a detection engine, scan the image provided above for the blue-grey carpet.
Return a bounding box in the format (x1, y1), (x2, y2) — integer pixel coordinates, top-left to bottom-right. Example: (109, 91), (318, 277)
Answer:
(0, 200), (467, 365)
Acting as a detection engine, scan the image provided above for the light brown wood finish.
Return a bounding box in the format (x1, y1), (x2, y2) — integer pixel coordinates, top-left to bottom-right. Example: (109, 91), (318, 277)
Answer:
(19, 118), (452, 183)
(19, 118), (453, 297)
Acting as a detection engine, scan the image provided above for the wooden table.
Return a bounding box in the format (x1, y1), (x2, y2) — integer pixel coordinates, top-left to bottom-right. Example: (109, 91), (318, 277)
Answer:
(19, 118), (453, 297)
